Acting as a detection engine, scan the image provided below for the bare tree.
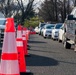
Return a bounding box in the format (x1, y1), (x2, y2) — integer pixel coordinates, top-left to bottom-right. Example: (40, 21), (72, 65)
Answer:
(0, 0), (35, 25)
(72, 0), (76, 6)
(0, 0), (18, 17)
(55, 0), (58, 21)
(38, 0), (72, 22)
(17, 0), (35, 24)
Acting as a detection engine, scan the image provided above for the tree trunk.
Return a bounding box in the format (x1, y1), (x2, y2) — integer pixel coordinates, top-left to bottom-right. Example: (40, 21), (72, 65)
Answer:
(75, 0), (76, 6)
(55, 0), (58, 21)
(63, 0), (66, 22)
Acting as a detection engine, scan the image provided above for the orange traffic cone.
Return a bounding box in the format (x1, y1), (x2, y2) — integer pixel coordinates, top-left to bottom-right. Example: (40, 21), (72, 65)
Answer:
(16, 25), (31, 74)
(26, 30), (29, 41)
(0, 18), (20, 75)
(22, 27), (27, 55)
(25, 30), (31, 56)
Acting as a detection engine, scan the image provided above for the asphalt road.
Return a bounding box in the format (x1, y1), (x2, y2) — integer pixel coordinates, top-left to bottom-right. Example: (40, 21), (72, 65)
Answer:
(26, 34), (76, 75)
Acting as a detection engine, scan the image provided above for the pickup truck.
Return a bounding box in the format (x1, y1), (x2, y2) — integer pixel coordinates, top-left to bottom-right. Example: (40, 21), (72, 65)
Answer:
(63, 7), (76, 51)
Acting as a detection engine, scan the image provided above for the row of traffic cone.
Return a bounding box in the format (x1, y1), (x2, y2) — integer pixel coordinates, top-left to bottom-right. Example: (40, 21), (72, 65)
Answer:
(0, 18), (32, 75)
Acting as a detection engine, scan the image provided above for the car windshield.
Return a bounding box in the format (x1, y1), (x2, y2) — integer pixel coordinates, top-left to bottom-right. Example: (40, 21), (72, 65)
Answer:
(55, 24), (62, 29)
(39, 23), (45, 27)
(0, 20), (6, 25)
(46, 25), (54, 29)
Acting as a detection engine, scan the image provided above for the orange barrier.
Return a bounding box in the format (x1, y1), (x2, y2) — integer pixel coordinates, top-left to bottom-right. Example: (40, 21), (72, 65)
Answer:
(0, 18), (20, 75)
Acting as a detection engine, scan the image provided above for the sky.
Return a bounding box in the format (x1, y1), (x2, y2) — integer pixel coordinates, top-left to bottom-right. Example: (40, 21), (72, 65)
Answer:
(34, 0), (44, 13)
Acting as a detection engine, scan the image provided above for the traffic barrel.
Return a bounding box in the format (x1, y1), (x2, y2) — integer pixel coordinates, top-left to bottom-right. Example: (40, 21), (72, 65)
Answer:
(0, 18), (20, 75)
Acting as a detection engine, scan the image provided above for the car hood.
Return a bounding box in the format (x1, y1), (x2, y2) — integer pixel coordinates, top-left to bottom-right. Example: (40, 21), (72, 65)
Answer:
(52, 29), (60, 32)
(0, 25), (5, 29)
(46, 29), (53, 31)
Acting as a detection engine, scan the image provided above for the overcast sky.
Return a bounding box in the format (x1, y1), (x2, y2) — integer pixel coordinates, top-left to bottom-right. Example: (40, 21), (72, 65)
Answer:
(34, 0), (44, 12)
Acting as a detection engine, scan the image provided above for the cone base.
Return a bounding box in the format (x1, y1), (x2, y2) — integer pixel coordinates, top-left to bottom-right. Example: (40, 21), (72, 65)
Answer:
(27, 47), (30, 50)
(27, 45), (30, 48)
(20, 70), (33, 75)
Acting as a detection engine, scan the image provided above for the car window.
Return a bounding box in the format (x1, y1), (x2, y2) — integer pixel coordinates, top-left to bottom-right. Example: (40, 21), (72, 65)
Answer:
(41, 24), (45, 27)
(39, 23), (46, 28)
(55, 24), (62, 29)
(46, 25), (54, 29)
(0, 19), (6, 25)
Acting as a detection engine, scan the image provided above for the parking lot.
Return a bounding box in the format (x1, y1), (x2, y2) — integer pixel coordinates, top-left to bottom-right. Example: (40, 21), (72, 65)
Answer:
(26, 34), (76, 75)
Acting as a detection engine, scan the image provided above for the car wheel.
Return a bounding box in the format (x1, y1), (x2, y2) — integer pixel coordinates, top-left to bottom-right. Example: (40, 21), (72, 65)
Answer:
(58, 38), (62, 43)
(44, 36), (46, 39)
(39, 33), (40, 35)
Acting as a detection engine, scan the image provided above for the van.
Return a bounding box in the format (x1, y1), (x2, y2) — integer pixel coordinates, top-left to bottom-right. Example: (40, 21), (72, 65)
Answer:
(63, 7), (76, 50)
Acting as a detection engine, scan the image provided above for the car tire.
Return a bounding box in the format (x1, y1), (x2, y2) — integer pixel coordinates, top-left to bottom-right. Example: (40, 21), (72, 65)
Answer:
(58, 39), (62, 43)
(44, 36), (46, 39)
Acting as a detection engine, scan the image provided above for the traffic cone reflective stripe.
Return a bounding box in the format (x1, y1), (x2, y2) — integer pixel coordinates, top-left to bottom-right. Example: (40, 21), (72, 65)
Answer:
(22, 35), (26, 40)
(0, 18), (20, 75)
(17, 31), (22, 38)
(1, 60), (19, 75)
(16, 40), (23, 46)
(2, 33), (17, 53)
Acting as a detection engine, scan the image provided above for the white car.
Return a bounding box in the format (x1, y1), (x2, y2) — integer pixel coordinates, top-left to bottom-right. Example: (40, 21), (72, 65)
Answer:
(58, 24), (64, 42)
(34, 26), (39, 34)
(42, 24), (55, 38)
(51, 23), (63, 40)
(38, 23), (46, 35)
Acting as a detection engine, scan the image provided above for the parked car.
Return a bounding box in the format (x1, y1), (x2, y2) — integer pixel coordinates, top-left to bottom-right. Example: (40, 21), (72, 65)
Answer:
(58, 23), (64, 42)
(41, 26), (45, 36)
(34, 26), (39, 34)
(0, 12), (6, 43)
(42, 24), (55, 38)
(63, 7), (76, 50)
(38, 22), (46, 35)
(0, 17), (18, 43)
(51, 23), (63, 40)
